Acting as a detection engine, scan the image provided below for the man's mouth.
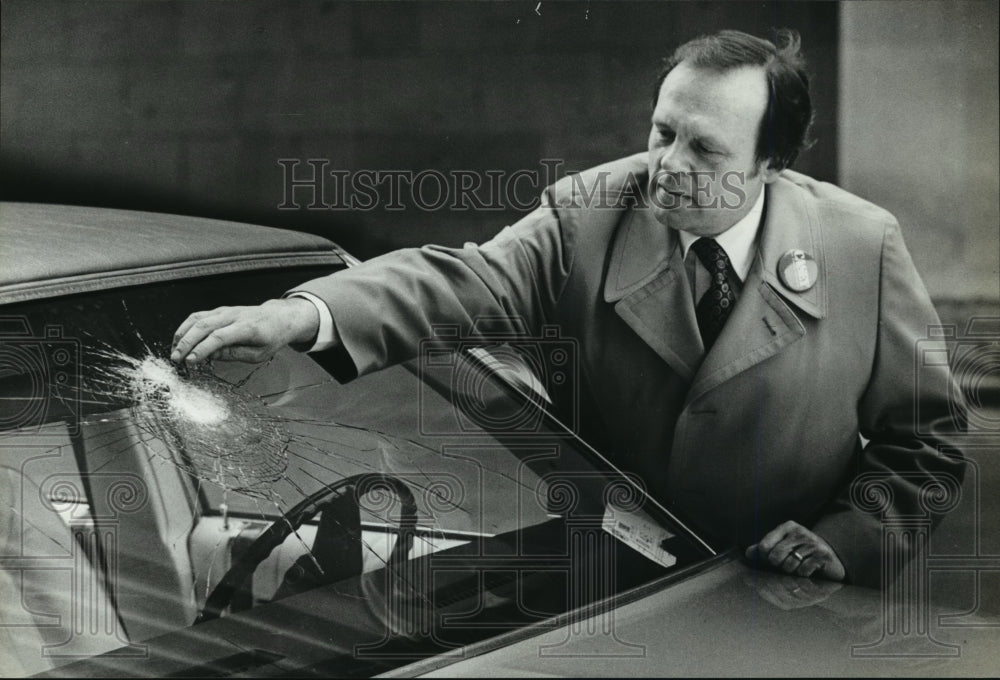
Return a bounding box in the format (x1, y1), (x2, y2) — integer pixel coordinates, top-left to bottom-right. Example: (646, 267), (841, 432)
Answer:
(653, 181), (690, 204)
(650, 172), (690, 200)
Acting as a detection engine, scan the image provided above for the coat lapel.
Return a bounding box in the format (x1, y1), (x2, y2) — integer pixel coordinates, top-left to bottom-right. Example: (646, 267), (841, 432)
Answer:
(686, 176), (828, 404)
(604, 203), (704, 382)
(602, 174), (829, 395)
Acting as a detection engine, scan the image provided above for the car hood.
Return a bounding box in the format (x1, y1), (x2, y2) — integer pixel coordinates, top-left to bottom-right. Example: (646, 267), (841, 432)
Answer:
(409, 557), (998, 677)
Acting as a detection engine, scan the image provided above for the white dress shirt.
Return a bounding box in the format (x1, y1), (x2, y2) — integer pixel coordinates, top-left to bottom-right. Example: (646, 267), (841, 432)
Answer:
(678, 185), (765, 302)
(287, 289), (337, 351)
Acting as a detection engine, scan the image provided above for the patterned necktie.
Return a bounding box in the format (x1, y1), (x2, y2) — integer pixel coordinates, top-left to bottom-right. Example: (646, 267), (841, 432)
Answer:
(690, 237), (738, 350)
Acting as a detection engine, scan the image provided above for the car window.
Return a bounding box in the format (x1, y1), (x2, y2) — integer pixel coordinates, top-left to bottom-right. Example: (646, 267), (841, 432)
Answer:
(0, 266), (715, 677)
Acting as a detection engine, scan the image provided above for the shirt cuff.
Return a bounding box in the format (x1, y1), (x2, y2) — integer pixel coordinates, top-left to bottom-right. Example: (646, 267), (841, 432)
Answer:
(286, 291), (335, 352)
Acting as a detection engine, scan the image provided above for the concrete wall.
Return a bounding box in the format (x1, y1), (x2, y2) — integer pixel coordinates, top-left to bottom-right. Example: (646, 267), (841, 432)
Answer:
(1, 0), (839, 259)
(839, 0), (999, 309)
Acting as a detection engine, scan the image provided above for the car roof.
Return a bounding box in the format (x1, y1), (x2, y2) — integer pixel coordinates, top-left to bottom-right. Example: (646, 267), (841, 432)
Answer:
(0, 202), (346, 305)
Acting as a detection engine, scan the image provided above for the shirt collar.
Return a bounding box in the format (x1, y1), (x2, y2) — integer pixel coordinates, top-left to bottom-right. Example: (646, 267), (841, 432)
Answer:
(678, 185), (766, 282)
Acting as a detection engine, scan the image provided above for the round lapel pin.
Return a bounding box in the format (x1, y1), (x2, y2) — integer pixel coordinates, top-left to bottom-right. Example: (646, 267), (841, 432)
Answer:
(777, 249), (817, 292)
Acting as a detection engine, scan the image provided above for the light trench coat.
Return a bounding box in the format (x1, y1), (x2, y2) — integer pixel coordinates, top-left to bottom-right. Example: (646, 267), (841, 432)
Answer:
(294, 153), (964, 585)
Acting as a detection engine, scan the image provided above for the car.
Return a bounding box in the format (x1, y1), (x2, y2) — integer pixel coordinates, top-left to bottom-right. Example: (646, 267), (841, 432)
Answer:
(0, 202), (996, 678)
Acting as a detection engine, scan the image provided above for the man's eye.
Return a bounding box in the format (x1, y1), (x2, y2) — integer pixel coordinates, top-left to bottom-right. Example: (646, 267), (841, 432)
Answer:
(658, 129), (675, 143)
(695, 142), (717, 155)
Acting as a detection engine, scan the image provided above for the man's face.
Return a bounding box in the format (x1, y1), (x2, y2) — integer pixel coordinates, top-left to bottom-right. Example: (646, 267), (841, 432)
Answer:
(647, 61), (778, 237)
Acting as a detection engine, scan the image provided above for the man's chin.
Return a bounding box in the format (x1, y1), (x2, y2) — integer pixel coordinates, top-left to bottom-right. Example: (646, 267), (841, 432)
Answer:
(651, 205), (700, 231)
(652, 209), (729, 238)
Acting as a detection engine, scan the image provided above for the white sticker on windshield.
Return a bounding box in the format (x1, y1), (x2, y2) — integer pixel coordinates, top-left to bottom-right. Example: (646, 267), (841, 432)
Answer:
(602, 502), (677, 568)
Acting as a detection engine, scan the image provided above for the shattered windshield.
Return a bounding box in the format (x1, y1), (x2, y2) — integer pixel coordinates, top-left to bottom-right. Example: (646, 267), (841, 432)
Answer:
(0, 266), (714, 677)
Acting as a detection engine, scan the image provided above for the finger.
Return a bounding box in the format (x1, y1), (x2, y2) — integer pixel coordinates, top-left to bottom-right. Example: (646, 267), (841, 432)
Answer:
(757, 520), (799, 555)
(785, 548), (815, 576)
(781, 550), (808, 574)
(768, 537), (804, 571)
(184, 324), (247, 364)
(173, 315), (239, 363)
(172, 308), (239, 362)
(172, 308), (237, 354)
(788, 528), (846, 582)
(797, 554), (825, 578)
(817, 551), (847, 582)
(172, 310), (211, 352)
(783, 544), (817, 574)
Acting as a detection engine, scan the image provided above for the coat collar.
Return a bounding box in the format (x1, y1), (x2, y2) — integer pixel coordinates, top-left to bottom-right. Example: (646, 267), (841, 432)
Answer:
(757, 176), (828, 320)
(603, 195), (677, 303)
(603, 172), (828, 389)
(603, 172), (828, 320)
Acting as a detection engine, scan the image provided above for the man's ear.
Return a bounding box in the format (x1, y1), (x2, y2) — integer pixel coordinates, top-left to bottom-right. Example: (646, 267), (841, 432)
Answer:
(760, 160), (783, 184)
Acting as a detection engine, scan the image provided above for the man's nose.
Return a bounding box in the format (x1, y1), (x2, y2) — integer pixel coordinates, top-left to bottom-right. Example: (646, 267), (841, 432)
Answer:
(657, 143), (690, 176)
(657, 150), (691, 189)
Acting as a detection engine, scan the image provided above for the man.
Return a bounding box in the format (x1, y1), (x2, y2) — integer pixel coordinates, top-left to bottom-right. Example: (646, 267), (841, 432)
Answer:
(171, 30), (964, 586)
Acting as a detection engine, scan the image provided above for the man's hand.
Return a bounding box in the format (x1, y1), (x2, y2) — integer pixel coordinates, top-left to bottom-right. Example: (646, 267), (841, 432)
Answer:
(170, 298), (320, 364)
(745, 520), (846, 582)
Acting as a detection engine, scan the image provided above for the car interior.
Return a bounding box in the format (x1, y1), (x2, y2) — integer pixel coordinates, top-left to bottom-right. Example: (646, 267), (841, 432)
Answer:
(0, 266), (716, 677)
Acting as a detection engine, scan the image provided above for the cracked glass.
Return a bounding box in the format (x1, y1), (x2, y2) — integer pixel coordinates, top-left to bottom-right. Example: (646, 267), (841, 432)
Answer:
(0, 265), (714, 677)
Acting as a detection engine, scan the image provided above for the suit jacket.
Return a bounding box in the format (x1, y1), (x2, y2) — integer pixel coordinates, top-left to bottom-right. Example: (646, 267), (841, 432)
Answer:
(295, 153), (965, 586)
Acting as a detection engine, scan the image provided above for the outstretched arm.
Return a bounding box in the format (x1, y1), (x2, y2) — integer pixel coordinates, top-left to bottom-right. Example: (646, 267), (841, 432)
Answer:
(171, 197), (572, 374)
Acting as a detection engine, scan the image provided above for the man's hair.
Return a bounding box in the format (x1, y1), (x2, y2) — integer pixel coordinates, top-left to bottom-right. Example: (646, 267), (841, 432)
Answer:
(651, 29), (814, 171)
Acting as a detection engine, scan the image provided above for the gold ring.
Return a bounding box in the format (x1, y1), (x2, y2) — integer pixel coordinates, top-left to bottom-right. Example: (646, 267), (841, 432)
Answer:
(792, 550), (805, 563)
